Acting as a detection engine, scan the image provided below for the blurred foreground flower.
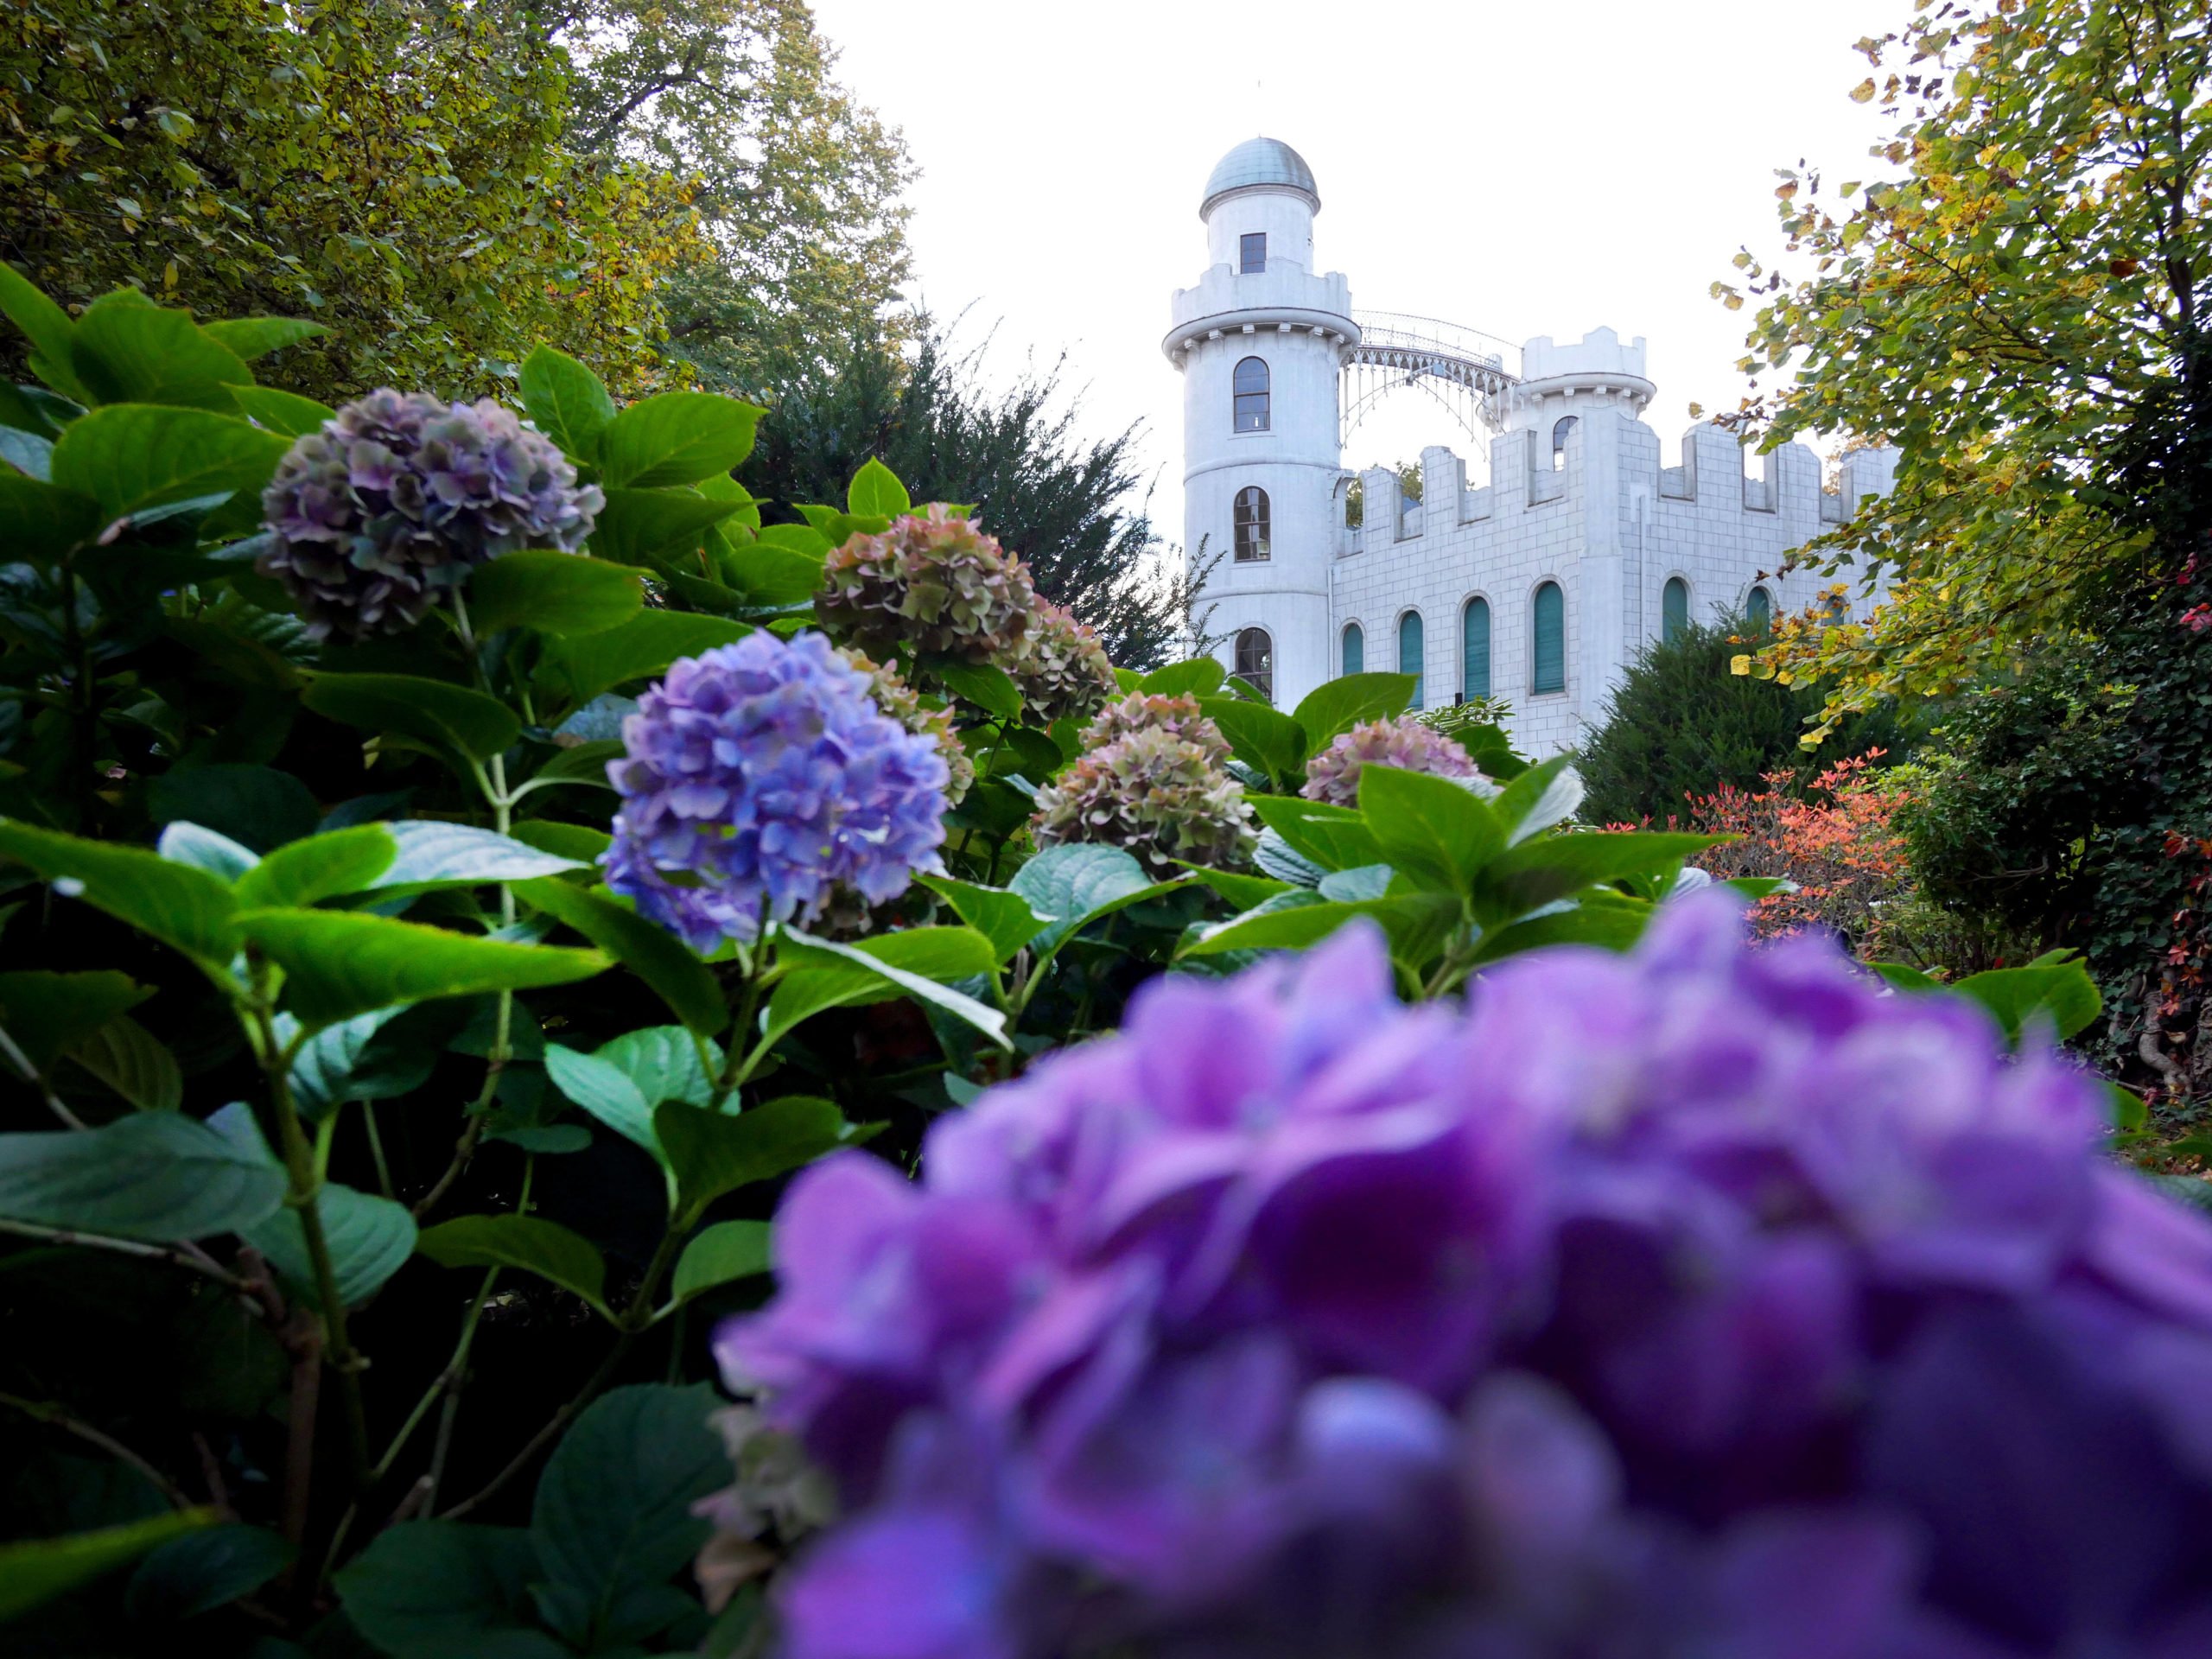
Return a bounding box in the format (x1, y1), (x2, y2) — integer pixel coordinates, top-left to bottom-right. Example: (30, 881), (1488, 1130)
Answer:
(715, 894), (2212, 1658)
(1302, 714), (1478, 807)
(601, 632), (949, 950)
(259, 388), (600, 639)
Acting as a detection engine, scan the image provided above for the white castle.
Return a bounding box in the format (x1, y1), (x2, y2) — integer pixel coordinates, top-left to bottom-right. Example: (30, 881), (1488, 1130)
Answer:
(1168, 137), (1899, 757)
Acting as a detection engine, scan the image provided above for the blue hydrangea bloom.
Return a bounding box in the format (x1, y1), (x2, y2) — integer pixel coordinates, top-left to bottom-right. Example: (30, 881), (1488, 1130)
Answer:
(715, 896), (2212, 1659)
(601, 632), (950, 950)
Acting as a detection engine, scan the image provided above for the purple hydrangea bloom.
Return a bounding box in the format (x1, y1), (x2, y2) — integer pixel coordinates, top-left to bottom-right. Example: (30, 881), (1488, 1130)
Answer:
(601, 632), (950, 950)
(715, 896), (2212, 1659)
(1302, 715), (1479, 808)
(259, 389), (601, 639)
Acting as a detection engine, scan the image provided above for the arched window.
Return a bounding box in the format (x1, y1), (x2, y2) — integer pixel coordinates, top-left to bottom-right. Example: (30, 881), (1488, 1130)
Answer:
(1745, 585), (1772, 632)
(1662, 577), (1689, 644)
(1234, 626), (1274, 702)
(1461, 596), (1491, 700)
(1232, 486), (1270, 562)
(1531, 582), (1565, 695)
(1233, 357), (1270, 433)
(1341, 622), (1363, 677)
(1399, 610), (1426, 710)
(1551, 415), (1579, 473)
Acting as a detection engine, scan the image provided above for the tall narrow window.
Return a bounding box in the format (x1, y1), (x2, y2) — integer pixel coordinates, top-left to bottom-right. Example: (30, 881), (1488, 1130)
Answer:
(1552, 415), (1579, 473)
(1233, 356), (1270, 433)
(1745, 585), (1772, 632)
(1234, 626), (1274, 703)
(1532, 582), (1565, 694)
(1399, 610), (1426, 710)
(1461, 596), (1491, 700)
(1232, 486), (1270, 562)
(1662, 577), (1689, 644)
(1239, 232), (1267, 274)
(1342, 622), (1363, 677)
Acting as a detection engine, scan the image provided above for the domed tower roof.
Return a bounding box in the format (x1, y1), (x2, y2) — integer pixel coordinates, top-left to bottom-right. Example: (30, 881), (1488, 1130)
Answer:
(1201, 137), (1319, 218)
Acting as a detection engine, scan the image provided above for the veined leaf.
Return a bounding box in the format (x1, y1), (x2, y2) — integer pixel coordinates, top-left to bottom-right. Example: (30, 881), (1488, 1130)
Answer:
(519, 346), (616, 464)
(1357, 765), (1503, 893)
(1289, 673), (1417, 753)
(0, 819), (239, 965)
(671, 1220), (772, 1304)
(302, 673), (520, 763)
(597, 392), (763, 489)
(236, 908), (607, 1027)
(465, 551), (643, 639)
(515, 879), (727, 1038)
(416, 1213), (609, 1317)
(656, 1096), (851, 1223)
(48, 404), (287, 519)
(0, 1113), (286, 1242)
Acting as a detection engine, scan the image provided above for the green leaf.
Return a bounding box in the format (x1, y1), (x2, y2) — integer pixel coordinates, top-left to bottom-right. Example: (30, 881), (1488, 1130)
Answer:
(416, 1214), (609, 1316)
(519, 741), (621, 795)
(0, 1510), (220, 1623)
(198, 316), (328, 362)
(124, 1522), (293, 1621)
(544, 1043), (658, 1157)
(527, 1384), (728, 1651)
(548, 612), (751, 703)
(931, 659), (1024, 720)
(226, 385), (334, 438)
(0, 819), (239, 964)
(155, 821), (257, 881)
(0, 472), (99, 563)
(518, 346), (615, 464)
(204, 1103), (418, 1305)
(847, 925), (999, 982)
(588, 486), (747, 567)
(48, 404), (287, 520)
(0, 261), (89, 403)
(916, 875), (1043, 963)
(510, 821), (614, 864)
(1478, 832), (1725, 916)
(302, 674), (521, 763)
(845, 456), (912, 517)
(337, 1521), (568, 1659)
(1491, 756), (1585, 846)
(1183, 891), (1459, 963)
(61, 1014), (181, 1113)
(716, 537), (825, 607)
(1951, 958), (2103, 1043)
(671, 1219), (772, 1304)
(1137, 658), (1227, 697)
(0, 1114), (287, 1241)
(595, 1026), (719, 1109)
(283, 1006), (425, 1118)
(1243, 797), (1385, 874)
(70, 304), (251, 407)
(776, 933), (1011, 1048)
(515, 879), (727, 1038)
(0, 423), (52, 478)
(1446, 720), (1529, 781)
(0, 970), (152, 1071)
(465, 552), (643, 639)
(149, 764), (321, 853)
(1357, 765), (1503, 893)
(1466, 892), (1655, 964)
(1198, 696), (1308, 787)
(1175, 861), (1294, 909)
(656, 1096), (848, 1222)
(235, 825), (399, 909)
(376, 821), (585, 890)
(1252, 827), (1326, 887)
(597, 392), (764, 489)
(1869, 960), (1942, 994)
(1289, 672), (1417, 753)
(236, 909), (607, 1027)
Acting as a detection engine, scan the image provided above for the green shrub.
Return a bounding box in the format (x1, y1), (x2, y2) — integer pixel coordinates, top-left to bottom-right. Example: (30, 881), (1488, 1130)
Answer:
(1576, 614), (1921, 826)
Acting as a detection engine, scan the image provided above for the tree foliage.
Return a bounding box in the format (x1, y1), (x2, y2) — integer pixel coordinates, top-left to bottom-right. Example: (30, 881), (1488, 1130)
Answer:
(1722, 0), (2210, 726)
(1576, 615), (1916, 828)
(741, 322), (1189, 668)
(0, 0), (703, 401)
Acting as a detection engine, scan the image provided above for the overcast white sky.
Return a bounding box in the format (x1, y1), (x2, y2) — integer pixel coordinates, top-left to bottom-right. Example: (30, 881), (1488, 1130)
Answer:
(809, 0), (1917, 550)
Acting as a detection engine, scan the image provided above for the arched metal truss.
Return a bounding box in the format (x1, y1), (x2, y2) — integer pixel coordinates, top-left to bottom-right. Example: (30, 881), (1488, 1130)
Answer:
(1341, 311), (1522, 447)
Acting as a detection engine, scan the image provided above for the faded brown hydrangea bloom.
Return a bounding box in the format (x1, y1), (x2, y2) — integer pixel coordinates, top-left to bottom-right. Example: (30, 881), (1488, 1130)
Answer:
(816, 505), (1037, 664)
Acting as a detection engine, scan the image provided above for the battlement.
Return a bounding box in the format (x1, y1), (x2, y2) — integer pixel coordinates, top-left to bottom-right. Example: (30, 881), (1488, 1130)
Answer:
(1166, 264), (1355, 359)
(1520, 327), (1648, 383)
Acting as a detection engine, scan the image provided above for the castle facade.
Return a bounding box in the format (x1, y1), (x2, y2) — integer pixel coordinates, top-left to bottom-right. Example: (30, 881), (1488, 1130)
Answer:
(1167, 137), (1897, 757)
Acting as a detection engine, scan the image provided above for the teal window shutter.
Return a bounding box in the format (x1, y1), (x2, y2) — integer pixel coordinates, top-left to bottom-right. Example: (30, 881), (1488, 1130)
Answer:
(1532, 582), (1565, 694)
(1461, 597), (1491, 699)
(1746, 585), (1772, 632)
(1662, 577), (1689, 644)
(1399, 611), (1425, 709)
(1342, 622), (1363, 677)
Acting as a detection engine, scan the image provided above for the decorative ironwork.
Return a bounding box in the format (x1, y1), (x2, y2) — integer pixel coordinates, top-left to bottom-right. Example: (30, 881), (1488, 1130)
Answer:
(1340, 311), (1522, 446)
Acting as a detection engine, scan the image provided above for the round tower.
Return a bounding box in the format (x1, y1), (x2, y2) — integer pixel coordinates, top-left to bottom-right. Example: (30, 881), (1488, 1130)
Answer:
(1164, 137), (1356, 709)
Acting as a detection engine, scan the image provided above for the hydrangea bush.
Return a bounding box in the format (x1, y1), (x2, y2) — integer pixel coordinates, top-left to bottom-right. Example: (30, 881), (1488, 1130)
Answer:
(719, 896), (2212, 1659)
(1303, 713), (1481, 807)
(601, 632), (951, 950)
(260, 388), (601, 639)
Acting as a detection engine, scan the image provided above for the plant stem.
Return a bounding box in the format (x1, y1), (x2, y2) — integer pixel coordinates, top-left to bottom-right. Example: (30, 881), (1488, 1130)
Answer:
(437, 1329), (636, 1521)
(0, 1022), (85, 1128)
(0, 1217), (256, 1294)
(248, 984), (372, 1491)
(0, 1390), (195, 1510)
(362, 1103), (395, 1202)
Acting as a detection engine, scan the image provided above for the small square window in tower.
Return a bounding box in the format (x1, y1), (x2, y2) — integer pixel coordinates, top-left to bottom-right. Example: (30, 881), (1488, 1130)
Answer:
(1239, 232), (1267, 274)
(1233, 486), (1270, 561)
